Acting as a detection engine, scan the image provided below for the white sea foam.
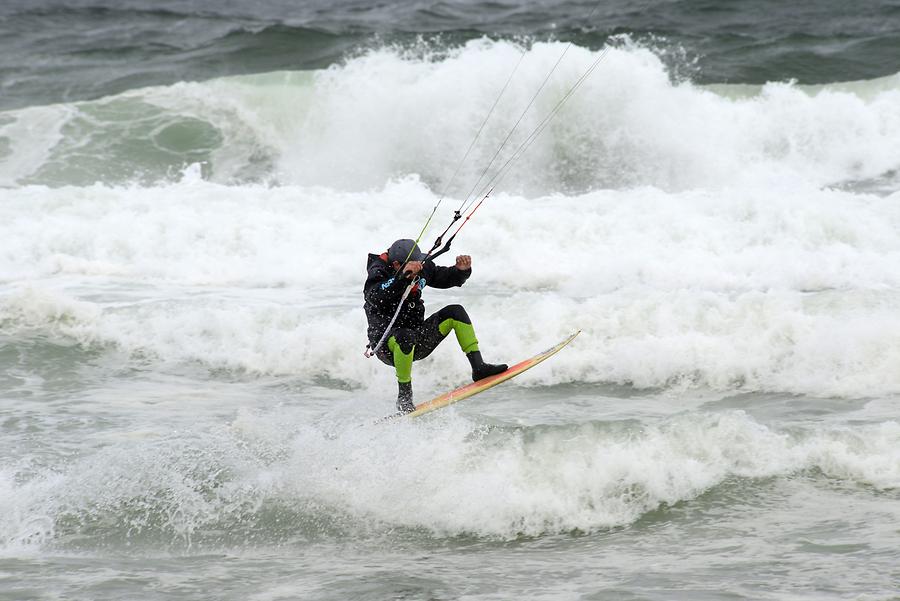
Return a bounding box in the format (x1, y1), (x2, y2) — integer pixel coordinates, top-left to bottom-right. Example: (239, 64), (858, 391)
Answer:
(1, 410), (897, 550)
(278, 40), (900, 194)
(2, 177), (900, 397)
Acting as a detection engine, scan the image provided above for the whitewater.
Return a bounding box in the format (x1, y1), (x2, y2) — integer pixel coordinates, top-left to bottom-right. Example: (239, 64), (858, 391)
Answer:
(2, 39), (900, 600)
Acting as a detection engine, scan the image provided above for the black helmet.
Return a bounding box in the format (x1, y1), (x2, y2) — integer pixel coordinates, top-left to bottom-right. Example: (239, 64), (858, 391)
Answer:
(388, 239), (426, 263)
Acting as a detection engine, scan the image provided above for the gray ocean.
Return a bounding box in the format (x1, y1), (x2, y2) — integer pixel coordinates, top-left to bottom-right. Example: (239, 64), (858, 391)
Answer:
(2, 1), (900, 599)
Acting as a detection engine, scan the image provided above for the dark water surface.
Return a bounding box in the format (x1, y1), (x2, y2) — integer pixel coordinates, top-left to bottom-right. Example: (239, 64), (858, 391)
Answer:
(3, 0), (900, 109)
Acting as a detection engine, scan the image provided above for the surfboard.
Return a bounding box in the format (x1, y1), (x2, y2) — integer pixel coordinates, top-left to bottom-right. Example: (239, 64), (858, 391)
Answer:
(397, 331), (580, 419)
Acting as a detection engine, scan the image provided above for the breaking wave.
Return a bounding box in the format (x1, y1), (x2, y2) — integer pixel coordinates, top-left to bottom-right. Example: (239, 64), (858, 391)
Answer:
(2, 409), (898, 552)
(1, 39), (899, 192)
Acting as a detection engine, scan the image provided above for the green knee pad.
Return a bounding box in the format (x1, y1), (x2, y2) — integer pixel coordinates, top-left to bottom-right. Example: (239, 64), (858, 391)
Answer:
(439, 318), (479, 354)
(387, 336), (414, 383)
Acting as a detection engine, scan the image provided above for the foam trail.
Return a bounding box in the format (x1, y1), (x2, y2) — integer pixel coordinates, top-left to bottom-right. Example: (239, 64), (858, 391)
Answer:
(0, 104), (71, 186)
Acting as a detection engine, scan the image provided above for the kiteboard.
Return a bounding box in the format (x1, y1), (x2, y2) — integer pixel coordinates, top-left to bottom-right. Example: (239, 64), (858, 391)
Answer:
(392, 331), (580, 419)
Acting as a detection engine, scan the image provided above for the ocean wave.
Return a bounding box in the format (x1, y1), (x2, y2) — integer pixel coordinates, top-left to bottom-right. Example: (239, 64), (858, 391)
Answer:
(2, 40), (899, 192)
(1, 409), (897, 552)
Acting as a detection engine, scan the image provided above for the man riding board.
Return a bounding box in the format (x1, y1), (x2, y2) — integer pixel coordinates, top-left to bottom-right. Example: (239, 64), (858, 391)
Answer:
(364, 239), (507, 413)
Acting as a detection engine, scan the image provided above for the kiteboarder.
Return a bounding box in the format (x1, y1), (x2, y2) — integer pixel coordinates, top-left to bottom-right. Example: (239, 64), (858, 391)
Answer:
(364, 239), (507, 413)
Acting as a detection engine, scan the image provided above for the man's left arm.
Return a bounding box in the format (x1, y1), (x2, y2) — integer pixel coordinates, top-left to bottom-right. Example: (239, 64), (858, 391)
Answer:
(426, 255), (472, 289)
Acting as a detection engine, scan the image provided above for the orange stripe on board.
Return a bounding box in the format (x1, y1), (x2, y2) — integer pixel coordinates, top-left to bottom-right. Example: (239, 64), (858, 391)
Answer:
(406, 331), (580, 418)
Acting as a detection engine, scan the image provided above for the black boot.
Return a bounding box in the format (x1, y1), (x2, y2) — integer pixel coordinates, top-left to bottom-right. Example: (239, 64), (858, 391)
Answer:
(467, 351), (508, 382)
(397, 381), (415, 413)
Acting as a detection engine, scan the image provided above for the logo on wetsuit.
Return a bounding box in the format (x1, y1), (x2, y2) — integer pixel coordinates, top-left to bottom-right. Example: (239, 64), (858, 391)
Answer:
(381, 276), (427, 293)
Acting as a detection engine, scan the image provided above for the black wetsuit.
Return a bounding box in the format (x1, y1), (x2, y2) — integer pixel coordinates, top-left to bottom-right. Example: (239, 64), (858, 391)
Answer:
(363, 252), (473, 366)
